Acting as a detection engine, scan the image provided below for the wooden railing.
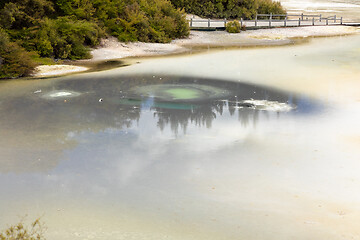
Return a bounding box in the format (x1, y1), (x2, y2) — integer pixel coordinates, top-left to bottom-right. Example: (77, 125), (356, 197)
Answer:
(189, 18), (228, 28)
(189, 13), (344, 29)
(255, 13), (343, 27)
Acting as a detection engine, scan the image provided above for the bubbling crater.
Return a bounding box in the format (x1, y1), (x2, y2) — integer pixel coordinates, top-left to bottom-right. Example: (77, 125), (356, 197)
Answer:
(130, 84), (231, 102)
(41, 90), (81, 99)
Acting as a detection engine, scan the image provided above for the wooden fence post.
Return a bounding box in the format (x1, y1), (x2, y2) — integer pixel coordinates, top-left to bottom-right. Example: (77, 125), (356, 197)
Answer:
(224, 18), (227, 27)
(255, 14), (258, 27)
(312, 17), (315, 26)
(208, 18), (210, 27)
(269, 13), (272, 27)
(341, 17), (343, 24)
(284, 14), (287, 27)
(326, 18), (328, 25)
(334, 15), (336, 23)
(190, 18), (193, 27)
(298, 17), (301, 26)
(301, 13), (304, 20)
(319, 14), (322, 22)
(240, 18), (243, 28)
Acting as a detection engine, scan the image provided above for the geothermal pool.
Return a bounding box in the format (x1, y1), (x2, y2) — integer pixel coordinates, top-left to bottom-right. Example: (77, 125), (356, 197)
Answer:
(1, 3), (360, 235)
(1, 33), (360, 239)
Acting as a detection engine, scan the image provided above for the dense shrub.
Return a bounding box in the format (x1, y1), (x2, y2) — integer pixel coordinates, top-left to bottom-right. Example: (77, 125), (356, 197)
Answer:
(35, 17), (102, 59)
(0, 0), (191, 79)
(53, 0), (189, 43)
(257, 0), (284, 16)
(0, 0), (54, 29)
(0, 0), (190, 65)
(94, 0), (189, 43)
(0, 28), (36, 78)
(171, 0), (286, 19)
(226, 20), (241, 33)
(1, 0), (286, 79)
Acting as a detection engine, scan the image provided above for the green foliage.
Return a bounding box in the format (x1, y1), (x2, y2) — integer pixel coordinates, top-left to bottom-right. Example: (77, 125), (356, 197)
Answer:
(171, 0), (286, 19)
(0, 0), (54, 29)
(257, 0), (285, 16)
(93, 0), (189, 43)
(51, 0), (189, 43)
(35, 17), (102, 59)
(30, 53), (56, 65)
(0, 28), (36, 78)
(0, 0), (190, 68)
(0, 218), (45, 240)
(226, 20), (241, 33)
(54, 0), (95, 20)
(0, 0), (190, 78)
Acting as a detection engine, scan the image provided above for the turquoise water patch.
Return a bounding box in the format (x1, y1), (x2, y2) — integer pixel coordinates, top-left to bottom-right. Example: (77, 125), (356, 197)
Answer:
(131, 84), (230, 102)
(164, 88), (200, 100)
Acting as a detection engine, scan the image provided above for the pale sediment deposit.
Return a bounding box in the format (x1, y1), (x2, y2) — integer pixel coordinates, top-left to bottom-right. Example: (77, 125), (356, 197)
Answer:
(91, 26), (358, 61)
(33, 26), (358, 76)
(33, 65), (89, 77)
(90, 38), (187, 61)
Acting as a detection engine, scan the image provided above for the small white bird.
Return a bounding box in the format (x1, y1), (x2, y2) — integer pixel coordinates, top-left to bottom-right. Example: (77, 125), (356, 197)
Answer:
(99, 98), (103, 102)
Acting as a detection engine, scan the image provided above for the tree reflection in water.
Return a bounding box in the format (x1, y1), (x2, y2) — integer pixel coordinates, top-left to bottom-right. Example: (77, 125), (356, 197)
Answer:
(0, 74), (319, 172)
(0, 74), (316, 135)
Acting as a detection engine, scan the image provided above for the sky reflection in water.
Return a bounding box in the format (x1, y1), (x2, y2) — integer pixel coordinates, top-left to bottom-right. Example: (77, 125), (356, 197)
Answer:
(1, 1), (360, 238)
(0, 75), (319, 173)
(0, 74), (323, 239)
(0, 36), (360, 238)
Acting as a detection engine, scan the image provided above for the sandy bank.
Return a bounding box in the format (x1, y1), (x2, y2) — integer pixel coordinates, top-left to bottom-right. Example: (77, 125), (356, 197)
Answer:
(33, 65), (89, 77)
(185, 25), (358, 44)
(32, 25), (358, 76)
(90, 40), (187, 61)
(92, 26), (358, 61)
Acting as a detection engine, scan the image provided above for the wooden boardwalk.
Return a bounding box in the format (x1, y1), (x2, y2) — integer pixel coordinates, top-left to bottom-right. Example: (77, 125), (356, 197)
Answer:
(189, 13), (345, 31)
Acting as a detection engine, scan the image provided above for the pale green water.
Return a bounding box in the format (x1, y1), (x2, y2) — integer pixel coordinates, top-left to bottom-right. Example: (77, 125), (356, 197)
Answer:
(131, 83), (231, 102)
(164, 88), (200, 100)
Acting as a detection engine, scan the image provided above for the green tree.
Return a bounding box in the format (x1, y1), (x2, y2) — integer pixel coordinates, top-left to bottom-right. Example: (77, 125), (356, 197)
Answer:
(0, 0), (190, 76)
(0, 28), (36, 78)
(0, 0), (54, 29)
(170, 0), (285, 19)
(35, 17), (102, 59)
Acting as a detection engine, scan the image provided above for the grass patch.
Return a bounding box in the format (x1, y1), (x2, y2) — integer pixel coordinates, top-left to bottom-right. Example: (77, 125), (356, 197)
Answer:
(30, 52), (57, 65)
(0, 218), (46, 240)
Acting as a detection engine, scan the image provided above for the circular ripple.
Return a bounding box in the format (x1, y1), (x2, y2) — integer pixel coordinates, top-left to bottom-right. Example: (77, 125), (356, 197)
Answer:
(131, 84), (230, 102)
(41, 90), (81, 99)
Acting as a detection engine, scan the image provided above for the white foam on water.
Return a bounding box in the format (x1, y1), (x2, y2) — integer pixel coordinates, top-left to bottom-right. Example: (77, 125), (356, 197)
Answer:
(49, 92), (73, 97)
(239, 99), (296, 112)
(41, 90), (81, 99)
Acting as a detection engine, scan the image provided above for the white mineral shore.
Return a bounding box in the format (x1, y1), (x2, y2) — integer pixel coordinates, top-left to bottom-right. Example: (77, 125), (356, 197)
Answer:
(91, 26), (358, 61)
(33, 26), (358, 76)
(33, 65), (89, 77)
